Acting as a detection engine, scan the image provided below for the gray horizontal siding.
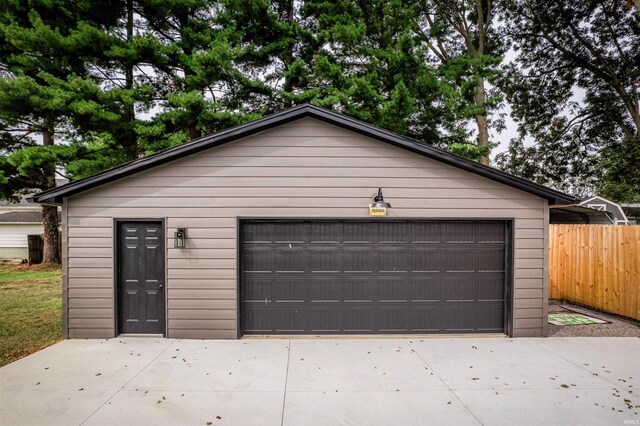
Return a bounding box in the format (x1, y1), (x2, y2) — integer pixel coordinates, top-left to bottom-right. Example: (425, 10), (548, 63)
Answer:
(63, 117), (548, 338)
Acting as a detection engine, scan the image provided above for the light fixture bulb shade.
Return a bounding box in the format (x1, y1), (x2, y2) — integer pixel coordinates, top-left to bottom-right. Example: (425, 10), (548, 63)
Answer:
(372, 200), (392, 208)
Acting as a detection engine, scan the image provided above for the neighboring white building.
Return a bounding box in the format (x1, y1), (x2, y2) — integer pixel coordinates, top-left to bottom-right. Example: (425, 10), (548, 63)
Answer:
(579, 196), (629, 225)
(0, 200), (43, 259)
(0, 179), (67, 259)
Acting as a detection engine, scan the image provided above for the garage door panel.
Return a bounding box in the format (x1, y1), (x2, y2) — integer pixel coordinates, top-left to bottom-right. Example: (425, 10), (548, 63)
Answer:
(379, 222), (410, 242)
(309, 247), (342, 272)
(476, 304), (506, 331)
(409, 308), (441, 332)
(343, 222), (374, 242)
(477, 276), (506, 301)
(273, 247), (306, 272)
(444, 248), (477, 272)
(242, 278), (271, 302)
(309, 278), (346, 301)
(378, 248), (410, 272)
(242, 222), (272, 243)
(477, 222), (507, 242)
(343, 247), (376, 272)
(441, 306), (475, 332)
(444, 279), (477, 302)
(411, 222), (442, 243)
(445, 222), (476, 243)
(272, 222), (307, 243)
(241, 220), (507, 335)
(478, 247), (505, 272)
(310, 222), (342, 242)
(378, 279), (411, 301)
(320, 279), (370, 302)
(411, 249), (444, 272)
(410, 279), (444, 302)
(243, 278), (307, 303)
(242, 247), (273, 272)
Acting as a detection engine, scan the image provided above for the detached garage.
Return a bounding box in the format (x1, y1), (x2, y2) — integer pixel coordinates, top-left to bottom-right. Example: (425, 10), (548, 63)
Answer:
(32, 104), (576, 339)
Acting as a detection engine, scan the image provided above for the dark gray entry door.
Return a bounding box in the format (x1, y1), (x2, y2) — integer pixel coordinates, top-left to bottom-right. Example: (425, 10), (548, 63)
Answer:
(240, 220), (507, 335)
(117, 221), (165, 335)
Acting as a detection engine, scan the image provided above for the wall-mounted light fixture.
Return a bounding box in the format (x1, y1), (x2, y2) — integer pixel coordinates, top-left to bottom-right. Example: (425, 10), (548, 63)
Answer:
(369, 188), (391, 216)
(372, 188), (391, 209)
(174, 227), (187, 248)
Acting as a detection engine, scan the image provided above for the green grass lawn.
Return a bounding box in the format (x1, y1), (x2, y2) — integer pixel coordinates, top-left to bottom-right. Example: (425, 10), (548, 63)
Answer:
(0, 263), (62, 367)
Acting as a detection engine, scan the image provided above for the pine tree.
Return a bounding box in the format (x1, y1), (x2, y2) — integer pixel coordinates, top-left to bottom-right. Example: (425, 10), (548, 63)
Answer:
(290, 0), (453, 146)
(133, 0), (264, 151)
(0, 0), (124, 262)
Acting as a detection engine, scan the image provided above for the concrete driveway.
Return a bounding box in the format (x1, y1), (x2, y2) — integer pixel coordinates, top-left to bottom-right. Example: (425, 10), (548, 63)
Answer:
(1, 337), (638, 425)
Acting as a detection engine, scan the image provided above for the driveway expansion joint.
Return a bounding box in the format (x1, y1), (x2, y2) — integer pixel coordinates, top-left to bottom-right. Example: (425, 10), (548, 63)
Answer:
(406, 340), (484, 425)
(532, 339), (624, 388)
(78, 339), (176, 426)
(280, 338), (291, 426)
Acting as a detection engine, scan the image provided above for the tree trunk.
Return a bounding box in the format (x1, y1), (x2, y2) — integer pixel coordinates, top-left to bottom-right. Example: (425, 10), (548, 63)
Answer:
(41, 128), (61, 264)
(187, 121), (200, 140)
(282, 0), (294, 107)
(475, 75), (490, 165)
(177, 13), (200, 140)
(123, 0), (138, 160)
(41, 205), (60, 264)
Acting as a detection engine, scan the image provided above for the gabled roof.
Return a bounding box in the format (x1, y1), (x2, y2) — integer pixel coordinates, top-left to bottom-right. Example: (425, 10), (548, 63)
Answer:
(32, 104), (577, 205)
(579, 195), (628, 224)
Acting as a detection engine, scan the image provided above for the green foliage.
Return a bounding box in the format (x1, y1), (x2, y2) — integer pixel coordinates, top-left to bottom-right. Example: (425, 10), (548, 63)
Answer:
(293, 0), (460, 146)
(598, 136), (640, 203)
(1, 0), (636, 205)
(437, 54), (502, 122)
(497, 0), (640, 200)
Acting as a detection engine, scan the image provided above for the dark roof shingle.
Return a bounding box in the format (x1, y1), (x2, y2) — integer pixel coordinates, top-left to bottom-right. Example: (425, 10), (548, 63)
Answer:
(0, 211), (43, 223)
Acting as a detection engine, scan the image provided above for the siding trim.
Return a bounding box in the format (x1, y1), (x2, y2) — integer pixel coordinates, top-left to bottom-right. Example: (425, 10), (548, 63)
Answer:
(506, 219), (515, 337)
(62, 199), (69, 339)
(32, 105), (576, 205)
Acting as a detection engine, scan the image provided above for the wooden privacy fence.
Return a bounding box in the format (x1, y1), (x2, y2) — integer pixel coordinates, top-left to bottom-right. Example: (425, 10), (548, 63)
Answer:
(549, 224), (640, 321)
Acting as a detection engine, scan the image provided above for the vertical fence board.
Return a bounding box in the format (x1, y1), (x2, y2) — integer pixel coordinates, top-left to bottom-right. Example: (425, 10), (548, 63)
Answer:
(549, 224), (640, 321)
